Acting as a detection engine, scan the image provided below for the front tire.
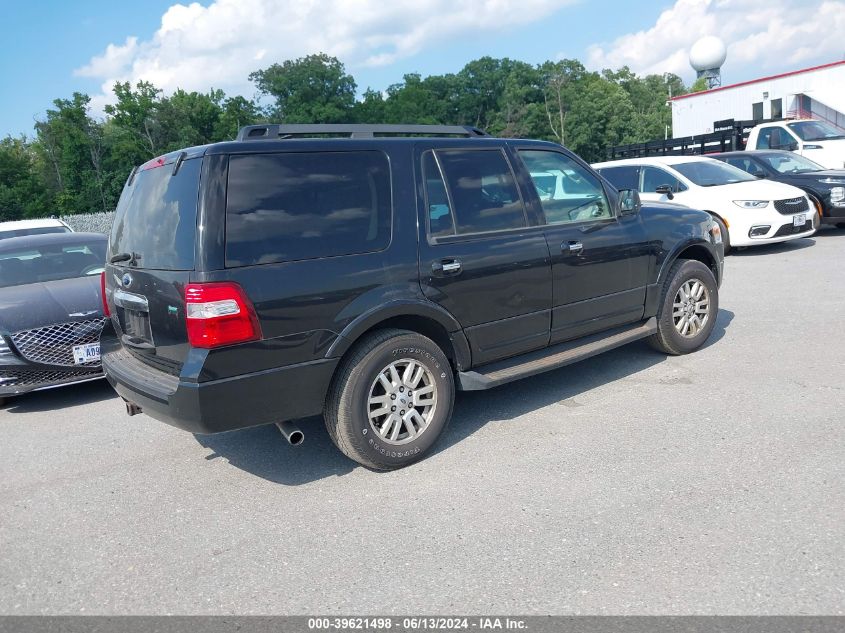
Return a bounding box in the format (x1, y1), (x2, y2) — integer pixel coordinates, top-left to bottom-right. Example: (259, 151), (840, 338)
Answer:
(324, 329), (455, 471)
(648, 259), (719, 355)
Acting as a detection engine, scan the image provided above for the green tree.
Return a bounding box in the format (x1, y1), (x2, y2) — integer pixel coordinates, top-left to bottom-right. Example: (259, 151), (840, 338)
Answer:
(105, 81), (163, 161)
(249, 53), (356, 123)
(215, 95), (263, 139)
(0, 137), (48, 220)
(33, 93), (110, 214)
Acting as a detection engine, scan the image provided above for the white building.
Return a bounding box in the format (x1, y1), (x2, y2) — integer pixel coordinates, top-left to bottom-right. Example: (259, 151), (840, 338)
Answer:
(670, 60), (845, 137)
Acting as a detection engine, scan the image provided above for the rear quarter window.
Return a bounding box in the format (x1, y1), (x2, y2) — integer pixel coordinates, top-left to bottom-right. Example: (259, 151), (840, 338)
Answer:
(597, 166), (639, 191)
(225, 151), (392, 267)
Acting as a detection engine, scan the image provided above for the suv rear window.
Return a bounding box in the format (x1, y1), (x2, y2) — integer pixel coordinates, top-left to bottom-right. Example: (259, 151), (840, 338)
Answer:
(225, 151), (391, 267)
(109, 157), (201, 270)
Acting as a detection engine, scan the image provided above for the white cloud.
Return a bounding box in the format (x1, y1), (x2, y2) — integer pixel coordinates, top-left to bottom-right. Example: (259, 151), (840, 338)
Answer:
(585, 0), (845, 80)
(77, 0), (577, 114)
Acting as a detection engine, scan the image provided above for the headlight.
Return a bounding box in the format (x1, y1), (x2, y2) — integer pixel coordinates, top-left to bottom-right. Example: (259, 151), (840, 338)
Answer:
(831, 187), (845, 206)
(733, 200), (769, 209)
(819, 178), (845, 185)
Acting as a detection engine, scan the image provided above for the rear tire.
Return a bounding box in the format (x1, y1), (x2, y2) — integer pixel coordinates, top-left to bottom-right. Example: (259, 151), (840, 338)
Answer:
(710, 214), (730, 255)
(0, 397), (6, 408)
(324, 329), (455, 471)
(648, 259), (719, 356)
(836, 223), (845, 230)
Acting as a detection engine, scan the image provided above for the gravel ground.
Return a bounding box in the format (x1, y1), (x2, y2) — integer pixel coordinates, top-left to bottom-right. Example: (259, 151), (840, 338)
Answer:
(1, 229), (843, 615)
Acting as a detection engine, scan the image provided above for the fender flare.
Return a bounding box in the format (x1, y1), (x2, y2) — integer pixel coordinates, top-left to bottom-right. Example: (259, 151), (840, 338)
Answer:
(325, 299), (471, 368)
(657, 237), (720, 286)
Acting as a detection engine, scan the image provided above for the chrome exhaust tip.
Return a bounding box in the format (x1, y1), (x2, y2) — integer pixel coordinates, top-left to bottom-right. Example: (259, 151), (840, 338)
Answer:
(276, 420), (304, 446)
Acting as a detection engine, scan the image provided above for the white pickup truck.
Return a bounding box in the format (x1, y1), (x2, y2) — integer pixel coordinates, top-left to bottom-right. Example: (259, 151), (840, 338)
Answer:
(746, 120), (845, 169)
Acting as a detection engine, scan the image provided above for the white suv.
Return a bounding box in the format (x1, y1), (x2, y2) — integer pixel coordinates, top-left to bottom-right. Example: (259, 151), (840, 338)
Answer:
(593, 156), (815, 252)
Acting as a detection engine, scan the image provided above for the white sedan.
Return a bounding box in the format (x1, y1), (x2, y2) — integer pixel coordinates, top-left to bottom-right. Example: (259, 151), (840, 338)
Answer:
(593, 156), (816, 252)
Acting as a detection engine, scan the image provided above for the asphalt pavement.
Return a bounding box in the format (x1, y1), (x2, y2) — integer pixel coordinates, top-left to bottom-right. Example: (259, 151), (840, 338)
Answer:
(1, 229), (843, 615)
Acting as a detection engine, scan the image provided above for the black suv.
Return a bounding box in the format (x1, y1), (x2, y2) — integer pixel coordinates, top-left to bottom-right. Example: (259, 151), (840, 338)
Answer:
(102, 124), (724, 471)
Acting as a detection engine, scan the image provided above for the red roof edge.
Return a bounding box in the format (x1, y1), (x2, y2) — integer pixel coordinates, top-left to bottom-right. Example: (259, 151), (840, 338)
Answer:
(670, 59), (845, 101)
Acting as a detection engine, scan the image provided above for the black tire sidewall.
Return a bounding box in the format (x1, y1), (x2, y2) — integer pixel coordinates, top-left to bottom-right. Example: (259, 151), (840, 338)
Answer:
(344, 336), (454, 469)
(658, 260), (719, 354)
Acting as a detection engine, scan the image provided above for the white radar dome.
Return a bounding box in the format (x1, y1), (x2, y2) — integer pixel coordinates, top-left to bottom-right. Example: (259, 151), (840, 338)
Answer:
(689, 36), (727, 71)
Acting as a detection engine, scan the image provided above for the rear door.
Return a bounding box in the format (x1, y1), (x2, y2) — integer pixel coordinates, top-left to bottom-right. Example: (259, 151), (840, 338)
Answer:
(105, 155), (202, 374)
(416, 145), (552, 366)
(515, 148), (650, 344)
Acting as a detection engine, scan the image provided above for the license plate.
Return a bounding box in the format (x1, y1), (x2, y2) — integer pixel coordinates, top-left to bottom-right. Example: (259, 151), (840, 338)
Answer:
(122, 309), (153, 343)
(72, 342), (100, 364)
(793, 214), (806, 227)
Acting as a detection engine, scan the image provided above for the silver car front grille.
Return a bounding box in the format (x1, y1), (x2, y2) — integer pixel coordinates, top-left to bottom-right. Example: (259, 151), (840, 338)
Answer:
(0, 368), (102, 389)
(11, 318), (107, 367)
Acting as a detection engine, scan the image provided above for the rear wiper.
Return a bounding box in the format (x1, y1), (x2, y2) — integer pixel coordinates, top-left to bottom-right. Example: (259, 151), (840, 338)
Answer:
(109, 252), (140, 265)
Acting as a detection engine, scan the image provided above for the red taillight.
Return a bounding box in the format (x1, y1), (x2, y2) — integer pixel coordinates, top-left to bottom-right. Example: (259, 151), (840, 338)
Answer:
(100, 271), (111, 317)
(184, 282), (261, 348)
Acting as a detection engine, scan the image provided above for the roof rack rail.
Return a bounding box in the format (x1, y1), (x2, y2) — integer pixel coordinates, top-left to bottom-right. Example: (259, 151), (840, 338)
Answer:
(235, 124), (490, 141)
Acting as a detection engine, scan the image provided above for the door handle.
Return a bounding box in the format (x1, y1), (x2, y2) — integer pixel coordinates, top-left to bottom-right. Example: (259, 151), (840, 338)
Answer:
(432, 259), (462, 275)
(563, 241), (583, 254)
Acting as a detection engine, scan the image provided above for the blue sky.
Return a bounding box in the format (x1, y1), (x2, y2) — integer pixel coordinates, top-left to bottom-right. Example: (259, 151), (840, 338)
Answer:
(2, 0), (842, 138)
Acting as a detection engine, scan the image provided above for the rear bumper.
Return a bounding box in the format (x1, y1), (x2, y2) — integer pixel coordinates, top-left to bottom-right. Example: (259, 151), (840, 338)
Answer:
(101, 337), (337, 434)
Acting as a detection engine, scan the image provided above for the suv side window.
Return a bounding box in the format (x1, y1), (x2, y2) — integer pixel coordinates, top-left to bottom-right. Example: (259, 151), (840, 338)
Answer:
(641, 166), (687, 193)
(422, 152), (455, 238)
(225, 151), (392, 267)
(434, 149), (526, 235)
(519, 150), (611, 225)
(596, 165), (639, 191)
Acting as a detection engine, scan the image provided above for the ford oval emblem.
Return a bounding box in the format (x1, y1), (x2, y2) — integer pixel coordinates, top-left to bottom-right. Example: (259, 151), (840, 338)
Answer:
(121, 273), (133, 288)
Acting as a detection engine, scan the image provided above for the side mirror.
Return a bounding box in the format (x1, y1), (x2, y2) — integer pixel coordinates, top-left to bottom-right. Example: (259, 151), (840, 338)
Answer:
(618, 189), (641, 216)
(654, 184), (675, 199)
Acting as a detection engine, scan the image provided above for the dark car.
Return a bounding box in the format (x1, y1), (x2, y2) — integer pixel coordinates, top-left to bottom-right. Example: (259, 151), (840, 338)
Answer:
(0, 232), (108, 405)
(712, 150), (845, 227)
(102, 124), (724, 471)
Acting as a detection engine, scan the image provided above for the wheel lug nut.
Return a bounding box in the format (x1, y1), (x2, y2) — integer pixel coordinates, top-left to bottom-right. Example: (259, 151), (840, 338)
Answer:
(400, 410), (405, 415)
(390, 394), (396, 400)
(391, 406), (396, 412)
(399, 387), (404, 392)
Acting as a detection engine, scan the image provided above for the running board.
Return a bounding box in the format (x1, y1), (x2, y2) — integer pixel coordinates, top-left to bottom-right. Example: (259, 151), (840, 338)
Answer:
(457, 318), (657, 391)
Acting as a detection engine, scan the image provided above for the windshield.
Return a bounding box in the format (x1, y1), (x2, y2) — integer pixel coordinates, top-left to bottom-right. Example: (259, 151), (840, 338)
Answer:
(0, 238), (106, 288)
(760, 153), (825, 174)
(109, 157), (200, 270)
(787, 121), (845, 141)
(0, 226), (70, 239)
(670, 160), (756, 187)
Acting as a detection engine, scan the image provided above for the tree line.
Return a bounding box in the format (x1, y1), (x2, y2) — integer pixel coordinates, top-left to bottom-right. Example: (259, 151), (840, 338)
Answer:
(0, 53), (689, 221)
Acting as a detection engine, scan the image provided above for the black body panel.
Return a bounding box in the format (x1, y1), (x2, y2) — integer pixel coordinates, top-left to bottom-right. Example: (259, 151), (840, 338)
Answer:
(102, 134), (723, 434)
